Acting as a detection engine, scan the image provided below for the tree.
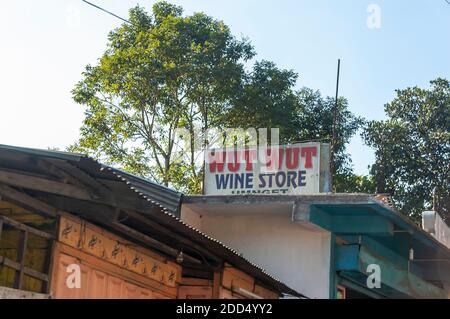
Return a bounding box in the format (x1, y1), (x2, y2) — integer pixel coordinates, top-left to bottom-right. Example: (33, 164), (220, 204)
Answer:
(335, 174), (376, 194)
(225, 70), (364, 188)
(363, 78), (450, 223)
(71, 2), (254, 193)
(295, 88), (364, 190)
(225, 60), (299, 142)
(71, 1), (364, 195)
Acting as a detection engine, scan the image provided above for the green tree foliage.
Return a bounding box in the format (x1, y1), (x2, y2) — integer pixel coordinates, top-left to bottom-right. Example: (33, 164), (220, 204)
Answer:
(225, 60), (299, 141)
(71, 1), (364, 194)
(295, 88), (364, 189)
(363, 78), (450, 223)
(225, 67), (364, 188)
(71, 2), (254, 192)
(335, 174), (376, 194)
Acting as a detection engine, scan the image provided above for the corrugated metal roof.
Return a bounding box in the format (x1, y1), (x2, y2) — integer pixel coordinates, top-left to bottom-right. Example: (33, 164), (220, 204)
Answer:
(0, 144), (303, 298)
(185, 194), (450, 261)
(0, 144), (85, 162)
(103, 166), (183, 215)
(0, 144), (182, 216)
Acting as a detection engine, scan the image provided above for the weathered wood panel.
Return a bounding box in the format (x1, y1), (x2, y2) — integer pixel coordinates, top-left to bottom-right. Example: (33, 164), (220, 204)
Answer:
(52, 250), (175, 299)
(219, 287), (239, 299)
(178, 286), (212, 299)
(58, 216), (181, 288)
(0, 286), (50, 299)
(253, 284), (279, 299)
(52, 253), (89, 299)
(222, 264), (255, 293)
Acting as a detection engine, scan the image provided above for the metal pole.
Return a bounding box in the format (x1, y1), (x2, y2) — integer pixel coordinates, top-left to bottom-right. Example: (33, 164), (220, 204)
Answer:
(202, 101), (208, 195)
(330, 59), (340, 192)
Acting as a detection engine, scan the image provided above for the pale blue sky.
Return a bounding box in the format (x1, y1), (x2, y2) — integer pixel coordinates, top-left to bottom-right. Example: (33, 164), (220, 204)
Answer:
(0, 0), (449, 174)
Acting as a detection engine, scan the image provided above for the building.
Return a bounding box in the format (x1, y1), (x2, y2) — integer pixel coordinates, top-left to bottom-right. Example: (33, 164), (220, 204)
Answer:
(2, 143), (448, 299)
(181, 141), (450, 299)
(181, 194), (450, 299)
(0, 144), (302, 299)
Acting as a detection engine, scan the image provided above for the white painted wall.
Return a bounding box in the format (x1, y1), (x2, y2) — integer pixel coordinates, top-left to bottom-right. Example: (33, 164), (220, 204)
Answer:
(182, 209), (331, 299)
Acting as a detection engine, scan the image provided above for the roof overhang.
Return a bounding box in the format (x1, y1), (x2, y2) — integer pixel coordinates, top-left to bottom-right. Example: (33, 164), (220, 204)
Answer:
(184, 194), (450, 297)
(184, 194), (450, 258)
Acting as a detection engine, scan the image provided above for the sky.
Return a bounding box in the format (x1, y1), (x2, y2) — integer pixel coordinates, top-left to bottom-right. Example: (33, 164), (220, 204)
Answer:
(0, 0), (449, 175)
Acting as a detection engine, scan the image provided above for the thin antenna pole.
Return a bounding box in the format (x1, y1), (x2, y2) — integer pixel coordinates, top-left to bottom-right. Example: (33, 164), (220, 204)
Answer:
(202, 103), (208, 195)
(330, 59), (340, 192)
(432, 187), (436, 211)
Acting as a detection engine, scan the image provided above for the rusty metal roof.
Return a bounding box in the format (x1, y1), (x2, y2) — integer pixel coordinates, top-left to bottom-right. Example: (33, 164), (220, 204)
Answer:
(0, 144), (183, 215)
(102, 166), (183, 215)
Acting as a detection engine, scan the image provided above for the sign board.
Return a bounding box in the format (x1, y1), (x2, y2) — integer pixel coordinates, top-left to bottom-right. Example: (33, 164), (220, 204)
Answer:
(204, 142), (331, 195)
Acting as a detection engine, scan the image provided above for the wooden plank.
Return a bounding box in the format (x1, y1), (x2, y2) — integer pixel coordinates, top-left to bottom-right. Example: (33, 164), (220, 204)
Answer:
(0, 256), (20, 270)
(178, 286), (212, 299)
(37, 159), (107, 200)
(0, 254), (50, 284)
(0, 185), (58, 217)
(23, 266), (49, 282)
(14, 230), (28, 289)
(0, 215), (54, 239)
(106, 276), (123, 299)
(212, 270), (221, 299)
(112, 222), (201, 264)
(181, 267), (211, 279)
(0, 286), (50, 299)
(0, 170), (93, 201)
(124, 210), (222, 265)
(253, 284), (279, 299)
(219, 287), (236, 299)
(179, 278), (212, 286)
(54, 243), (177, 297)
(37, 159), (87, 189)
(82, 226), (107, 259)
(139, 287), (154, 299)
(58, 217), (82, 248)
(47, 195), (204, 267)
(222, 264), (255, 292)
(50, 251), (89, 299)
(87, 269), (108, 299)
(61, 216), (165, 264)
(232, 286), (263, 299)
(58, 216), (182, 288)
(43, 240), (56, 294)
(45, 159), (110, 193)
(52, 197), (202, 266)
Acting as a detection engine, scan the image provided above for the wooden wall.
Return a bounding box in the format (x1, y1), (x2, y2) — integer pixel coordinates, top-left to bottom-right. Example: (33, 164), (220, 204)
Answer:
(52, 250), (171, 299)
(176, 264), (280, 299)
(51, 216), (181, 299)
(50, 216), (280, 299)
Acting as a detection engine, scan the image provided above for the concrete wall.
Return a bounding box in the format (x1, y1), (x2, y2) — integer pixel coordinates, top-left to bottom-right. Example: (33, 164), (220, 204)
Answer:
(183, 210), (331, 299)
(0, 287), (50, 299)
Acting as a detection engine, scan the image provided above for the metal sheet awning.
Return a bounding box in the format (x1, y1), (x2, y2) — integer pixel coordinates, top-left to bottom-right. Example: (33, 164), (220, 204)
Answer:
(185, 194), (450, 298)
(336, 244), (446, 299)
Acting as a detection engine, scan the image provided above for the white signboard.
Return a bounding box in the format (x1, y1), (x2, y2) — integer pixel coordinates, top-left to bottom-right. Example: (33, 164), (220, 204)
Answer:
(204, 142), (330, 195)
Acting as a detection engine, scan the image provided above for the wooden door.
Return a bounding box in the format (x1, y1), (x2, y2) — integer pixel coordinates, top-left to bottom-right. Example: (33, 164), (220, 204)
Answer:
(52, 252), (171, 299)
